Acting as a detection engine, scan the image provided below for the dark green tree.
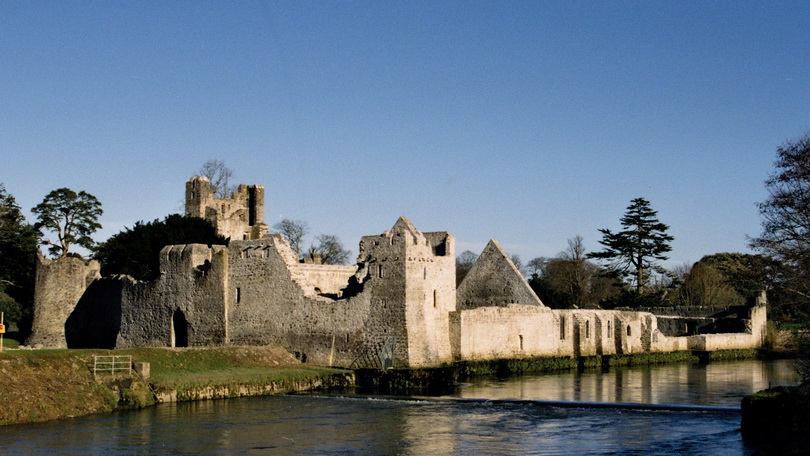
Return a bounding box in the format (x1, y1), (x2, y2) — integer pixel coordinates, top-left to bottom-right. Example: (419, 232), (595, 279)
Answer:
(588, 197), (674, 293)
(0, 184), (39, 332)
(31, 188), (102, 257)
(696, 253), (783, 301)
(93, 214), (227, 281)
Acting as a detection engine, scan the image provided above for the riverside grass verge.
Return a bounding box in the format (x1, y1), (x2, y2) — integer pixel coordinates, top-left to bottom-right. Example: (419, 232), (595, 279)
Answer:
(0, 346), (351, 426)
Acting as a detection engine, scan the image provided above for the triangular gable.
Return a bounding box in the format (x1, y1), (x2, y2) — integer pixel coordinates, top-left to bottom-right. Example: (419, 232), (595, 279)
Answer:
(456, 239), (546, 310)
(391, 216), (419, 236)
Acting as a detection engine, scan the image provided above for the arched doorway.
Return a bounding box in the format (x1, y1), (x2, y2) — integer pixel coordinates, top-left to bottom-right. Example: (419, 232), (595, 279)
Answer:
(172, 309), (188, 348)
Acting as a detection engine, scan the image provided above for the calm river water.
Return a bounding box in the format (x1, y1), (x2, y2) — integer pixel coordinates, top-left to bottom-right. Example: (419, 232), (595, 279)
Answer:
(0, 359), (799, 455)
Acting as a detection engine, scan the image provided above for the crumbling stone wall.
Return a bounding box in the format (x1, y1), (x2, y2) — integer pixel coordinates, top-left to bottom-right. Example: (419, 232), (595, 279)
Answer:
(27, 176), (770, 367)
(26, 254), (100, 349)
(296, 263), (357, 297)
(115, 244), (229, 348)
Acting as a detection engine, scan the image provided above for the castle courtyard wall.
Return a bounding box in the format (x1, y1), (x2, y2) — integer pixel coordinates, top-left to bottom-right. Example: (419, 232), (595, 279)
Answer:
(450, 305), (763, 362)
(115, 244), (229, 348)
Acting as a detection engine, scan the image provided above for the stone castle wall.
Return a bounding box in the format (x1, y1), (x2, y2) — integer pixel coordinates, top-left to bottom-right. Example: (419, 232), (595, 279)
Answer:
(26, 254), (100, 349)
(115, 244), (230, 348)
(451, 300), (766, 361)
(27, 178), (768, 367)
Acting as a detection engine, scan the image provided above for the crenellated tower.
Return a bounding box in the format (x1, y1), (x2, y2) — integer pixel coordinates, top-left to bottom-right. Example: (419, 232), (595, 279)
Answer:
(185, 177), (268, 240)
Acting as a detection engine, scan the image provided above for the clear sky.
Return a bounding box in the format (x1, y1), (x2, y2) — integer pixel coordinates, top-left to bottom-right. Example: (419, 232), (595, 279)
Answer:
(2, 1), (809, 267)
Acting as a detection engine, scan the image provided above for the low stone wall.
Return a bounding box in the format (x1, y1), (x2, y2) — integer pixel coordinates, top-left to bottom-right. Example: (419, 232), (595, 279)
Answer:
(452, 303), (767, 362)
(295, 263), (356, 296)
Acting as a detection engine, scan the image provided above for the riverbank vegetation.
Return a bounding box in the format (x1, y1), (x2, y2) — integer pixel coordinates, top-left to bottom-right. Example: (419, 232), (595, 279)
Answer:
(0, 346), (350, 426)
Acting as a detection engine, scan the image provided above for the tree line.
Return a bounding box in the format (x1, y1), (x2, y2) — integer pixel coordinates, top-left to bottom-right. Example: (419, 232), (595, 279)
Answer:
(454, 133), (810, 325)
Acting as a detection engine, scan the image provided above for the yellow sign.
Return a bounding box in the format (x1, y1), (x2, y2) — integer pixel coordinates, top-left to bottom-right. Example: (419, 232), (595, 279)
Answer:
(0, 324), (5, 334)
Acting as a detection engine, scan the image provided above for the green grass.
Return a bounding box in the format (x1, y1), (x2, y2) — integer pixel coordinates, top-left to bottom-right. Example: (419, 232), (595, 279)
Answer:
(110, 346), (348, 391)
(0, 346), (352, 425)
(1, 336), (20, 349)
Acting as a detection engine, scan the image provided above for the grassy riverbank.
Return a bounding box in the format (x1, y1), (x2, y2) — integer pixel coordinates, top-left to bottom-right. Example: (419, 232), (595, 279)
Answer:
(0, 346), (351, 426)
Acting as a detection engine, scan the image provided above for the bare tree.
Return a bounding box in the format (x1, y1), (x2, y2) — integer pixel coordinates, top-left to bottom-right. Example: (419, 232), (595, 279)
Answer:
(197, 159), (234, 198)
(273, 219), (308, 256)
(561, 235), (589, 306)
(510, 254), (524, 276)
(456, 250), (479, 285)
(309, 234), (352, 265)
(525, 257), (546, 279)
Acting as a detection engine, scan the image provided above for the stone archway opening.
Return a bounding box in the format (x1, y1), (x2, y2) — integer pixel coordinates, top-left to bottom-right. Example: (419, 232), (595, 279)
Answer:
(171, 309), (189, 348)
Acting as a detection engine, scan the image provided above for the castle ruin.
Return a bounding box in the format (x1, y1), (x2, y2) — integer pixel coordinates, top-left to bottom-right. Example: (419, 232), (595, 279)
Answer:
(26, 178), (768, 368)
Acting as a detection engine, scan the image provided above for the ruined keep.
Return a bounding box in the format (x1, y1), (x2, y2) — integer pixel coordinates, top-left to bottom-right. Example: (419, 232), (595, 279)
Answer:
(185, 177), (268, 241)
(27, 178), (768, 368)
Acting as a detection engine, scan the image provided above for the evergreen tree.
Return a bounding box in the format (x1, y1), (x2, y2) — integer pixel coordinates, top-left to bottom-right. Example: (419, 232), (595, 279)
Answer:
(0, 184), (39, 332)
(94, 214), (227, 281)
(588, 197), (674, 292)
(31, 188), (103, 257)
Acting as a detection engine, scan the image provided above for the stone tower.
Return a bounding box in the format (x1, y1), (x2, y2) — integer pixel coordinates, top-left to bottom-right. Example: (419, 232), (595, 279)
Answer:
(185, 177), (268, 240)
(26, 254), (101, 348)
(357, 217), (456, 367)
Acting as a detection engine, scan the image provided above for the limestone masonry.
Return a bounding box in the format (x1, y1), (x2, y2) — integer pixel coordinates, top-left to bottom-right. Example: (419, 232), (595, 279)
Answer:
(26, 178), (767, 367)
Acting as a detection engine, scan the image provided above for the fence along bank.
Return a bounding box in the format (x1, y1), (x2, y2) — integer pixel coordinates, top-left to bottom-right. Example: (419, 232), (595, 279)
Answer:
(26, 177), (767, 368)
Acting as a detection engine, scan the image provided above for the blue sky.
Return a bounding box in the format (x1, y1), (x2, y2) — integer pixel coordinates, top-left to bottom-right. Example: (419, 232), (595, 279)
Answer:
(2, 1), (809, 267)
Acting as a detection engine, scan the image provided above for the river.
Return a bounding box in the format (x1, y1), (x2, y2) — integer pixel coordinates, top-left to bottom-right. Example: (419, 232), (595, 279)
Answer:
(0, 359), (799, 455)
